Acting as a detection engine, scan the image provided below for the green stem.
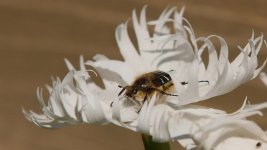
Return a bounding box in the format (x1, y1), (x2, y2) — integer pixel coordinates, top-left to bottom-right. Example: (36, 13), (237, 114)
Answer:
(142, 134), (171, 150)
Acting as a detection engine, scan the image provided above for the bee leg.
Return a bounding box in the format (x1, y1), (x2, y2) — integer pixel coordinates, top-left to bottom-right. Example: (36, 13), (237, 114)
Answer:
(198, 80), (209, 84)
(143, 94), (148, 103)
(137, 108), (141, 113)
(112, 85), (128, 107)
(180, 80), (209, 85)
(149, 87), (178, 97)
(180, 81), (188, 85)
(137, 94), (148, 113)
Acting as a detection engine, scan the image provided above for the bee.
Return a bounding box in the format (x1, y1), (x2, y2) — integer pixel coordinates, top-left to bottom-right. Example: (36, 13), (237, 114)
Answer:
(118, 71), (178, 105)
(111, 70), (209, 109)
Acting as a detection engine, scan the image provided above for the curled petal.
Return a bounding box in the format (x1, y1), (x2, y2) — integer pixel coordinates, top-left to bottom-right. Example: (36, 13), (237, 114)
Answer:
(260, 72), (267, 86)
(194, 119), (267, 150)
(23, 61), (112, 128)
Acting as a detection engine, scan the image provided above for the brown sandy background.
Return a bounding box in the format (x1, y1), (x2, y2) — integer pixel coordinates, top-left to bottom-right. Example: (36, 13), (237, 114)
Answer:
(0, 0), (267, 150)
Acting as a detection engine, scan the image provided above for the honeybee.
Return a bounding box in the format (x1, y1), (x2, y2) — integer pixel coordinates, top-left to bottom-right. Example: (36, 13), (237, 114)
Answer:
(118, 71), (177, 104)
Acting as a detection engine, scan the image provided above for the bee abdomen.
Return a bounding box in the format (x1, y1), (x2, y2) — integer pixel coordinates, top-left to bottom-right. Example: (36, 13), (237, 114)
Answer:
(152, 71), (172, 86)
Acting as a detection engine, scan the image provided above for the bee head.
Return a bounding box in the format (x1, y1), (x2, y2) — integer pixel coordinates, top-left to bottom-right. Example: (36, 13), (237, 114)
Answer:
(118, 85), (138, 98)
(125, 86), (139, 98)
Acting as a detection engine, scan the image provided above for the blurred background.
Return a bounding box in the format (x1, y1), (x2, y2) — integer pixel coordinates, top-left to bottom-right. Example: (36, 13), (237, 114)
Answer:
(0, 0), (267, 149)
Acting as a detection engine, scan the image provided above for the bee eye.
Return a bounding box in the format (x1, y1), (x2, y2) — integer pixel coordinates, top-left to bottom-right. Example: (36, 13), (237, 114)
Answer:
(133, 88), (138, 94)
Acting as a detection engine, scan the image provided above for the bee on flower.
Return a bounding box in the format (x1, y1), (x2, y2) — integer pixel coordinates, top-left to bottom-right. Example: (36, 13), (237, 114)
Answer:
(23, 6), (267, 150)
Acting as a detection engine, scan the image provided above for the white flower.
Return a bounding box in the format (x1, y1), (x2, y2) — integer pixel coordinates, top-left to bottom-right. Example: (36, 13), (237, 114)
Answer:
(23, 6), (267, 149)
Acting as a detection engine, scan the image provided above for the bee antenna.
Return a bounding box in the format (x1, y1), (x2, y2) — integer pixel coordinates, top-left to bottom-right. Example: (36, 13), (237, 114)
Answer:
(118, 86), (128, 96)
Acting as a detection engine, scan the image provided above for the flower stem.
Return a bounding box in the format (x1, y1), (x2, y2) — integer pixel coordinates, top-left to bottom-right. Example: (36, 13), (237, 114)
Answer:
(141, 134), (171, 150)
